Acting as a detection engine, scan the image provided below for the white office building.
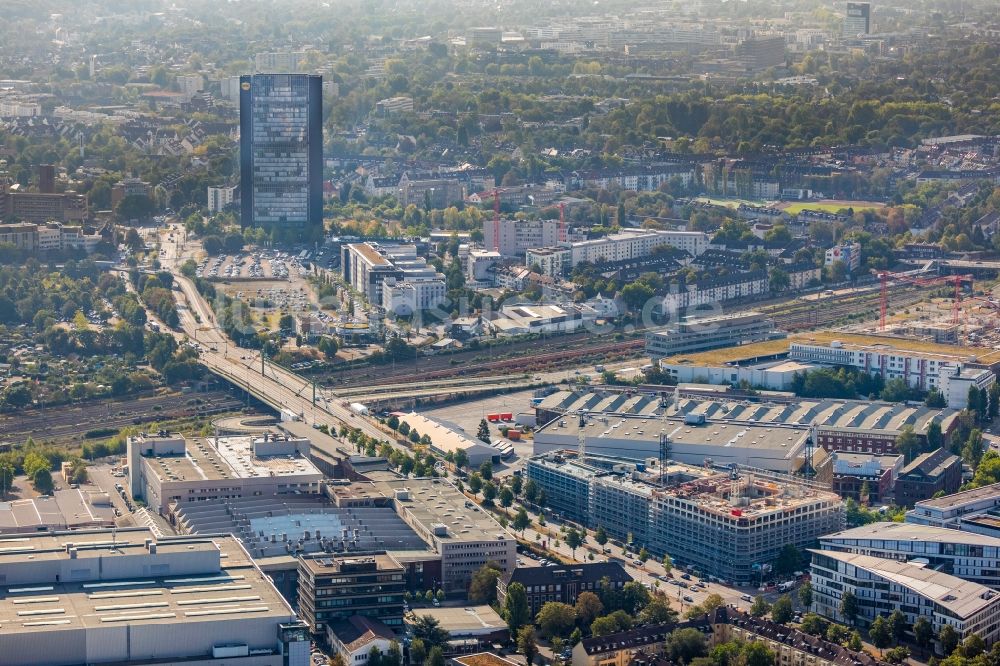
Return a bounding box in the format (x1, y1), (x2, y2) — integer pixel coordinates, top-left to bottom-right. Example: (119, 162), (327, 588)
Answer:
(382, 277), (447, 316)
(789, 339), (996, 408)
(819, 522), (1000, 589)
(811, 549), (1000, 645)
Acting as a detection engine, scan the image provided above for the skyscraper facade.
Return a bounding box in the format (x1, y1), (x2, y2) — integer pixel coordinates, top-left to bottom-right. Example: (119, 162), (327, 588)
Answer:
(843, 2), (871, 37)
(239, 73), (323, 234)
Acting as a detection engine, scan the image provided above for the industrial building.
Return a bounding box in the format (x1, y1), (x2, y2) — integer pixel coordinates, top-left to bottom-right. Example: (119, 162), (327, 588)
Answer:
(127, 432), (323, 515)
(810, 550), (1000, 645)
(535, 389), (960, 457)
(297, 552), (405, 635)
(0, 527), (309, 666)
(533, 410), (810, 472)
(396, 412), (500, 468)
(819, 522), (1000, 589)
(0, 489), (116, 534)
(645, 312), (782, 359)
(525, 452), (843, 583)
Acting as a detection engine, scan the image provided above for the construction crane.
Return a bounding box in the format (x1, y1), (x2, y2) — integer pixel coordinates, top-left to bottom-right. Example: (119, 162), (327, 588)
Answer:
(558, 202), (567, 243)
(875, 270), (974, 331)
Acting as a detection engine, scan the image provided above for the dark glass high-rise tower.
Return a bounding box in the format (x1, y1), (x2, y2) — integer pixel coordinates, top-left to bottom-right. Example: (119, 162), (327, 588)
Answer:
(239, 73), (322, 234)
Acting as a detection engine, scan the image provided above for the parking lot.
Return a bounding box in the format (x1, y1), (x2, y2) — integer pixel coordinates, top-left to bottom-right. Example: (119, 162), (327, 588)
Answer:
(195, 249), (315, 281)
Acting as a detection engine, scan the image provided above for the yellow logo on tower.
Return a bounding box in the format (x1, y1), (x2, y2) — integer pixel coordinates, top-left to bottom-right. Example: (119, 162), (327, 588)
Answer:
(241, 82), (251, 91)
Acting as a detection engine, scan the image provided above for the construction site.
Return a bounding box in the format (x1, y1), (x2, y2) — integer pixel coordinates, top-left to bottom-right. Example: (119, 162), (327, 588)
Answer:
(525, 449), (844, 584)
(845, 268), (1000, 349)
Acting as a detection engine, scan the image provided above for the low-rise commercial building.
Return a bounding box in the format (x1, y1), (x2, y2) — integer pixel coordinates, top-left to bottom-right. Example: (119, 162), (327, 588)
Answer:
(645, 312), (781, 359)
(894, 448), (963, 507)
(382, 277), (447, 316)
(819, 522), (1000, 589)
(810, 549), (1000, 645)
(297, 552), (405, 635)
(907, 482), (1000, 530)
(127, 432), (323, 514)
(0, 527), (309, 666)
(497, 562), (633, 616)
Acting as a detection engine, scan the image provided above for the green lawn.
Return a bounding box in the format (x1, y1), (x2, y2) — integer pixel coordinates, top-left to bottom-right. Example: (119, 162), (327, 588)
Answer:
(781, 201), (884, 215)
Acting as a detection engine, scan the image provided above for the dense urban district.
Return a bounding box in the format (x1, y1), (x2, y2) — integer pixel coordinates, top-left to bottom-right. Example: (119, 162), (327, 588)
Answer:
(7, 2), (1000, 666)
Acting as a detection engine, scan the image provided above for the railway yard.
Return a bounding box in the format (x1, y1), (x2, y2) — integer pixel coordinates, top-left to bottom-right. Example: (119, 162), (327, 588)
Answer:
(0, 388), (245, 445)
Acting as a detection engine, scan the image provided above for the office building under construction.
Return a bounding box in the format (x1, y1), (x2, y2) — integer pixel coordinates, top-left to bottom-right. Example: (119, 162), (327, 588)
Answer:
(526, 452), (843, 583)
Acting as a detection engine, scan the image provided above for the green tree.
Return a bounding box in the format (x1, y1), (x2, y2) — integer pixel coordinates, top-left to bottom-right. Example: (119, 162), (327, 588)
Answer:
(868, 616), (891, 653)
(740, 641), (776, 666)
(518, 626), (537, 665)
(468, 473), (483, 495)
(477, 418), (491, 444)
(798, 582), (813, 609)
(883, 647), (910, 664)
(771, 595), (794, 624)
(594, 526), (608, 547)
(938, 624), (959, 656)
(750, 595), (771, 618)
(668, 627), (708, 664)
(504, 582), (530, 637)
(482, 481), (497, 505)
(799, 613), (828, 636)
(468, 563), (503, 604)
(32, 468), (53, 494)
(536, 602), (576, 638)
(895, 425), (921, 462)
(848, 631), (863, 651)
(499, 486), (514, 512)
(638, 547), (650, 563)
(523, 479), (538, 503)
(411, 615), (450, 648)
(913, 616), (933, 653)
(839, 590), (859, 625)
(479, 461), (493, 481)
(774, 544), (802, 575)
(0, 461), (14, 498)
(887, 609), (907, 645)
(565, 528), (584, 559)
(424, 646), (445, 666)
(960, 634), (985, 658)
(639, 597), (677, 625)
(409, 639), (426, 666)
(662, 553), (673, 574)
(575, 591), (604, 627)
(513, 507), (531, 534)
